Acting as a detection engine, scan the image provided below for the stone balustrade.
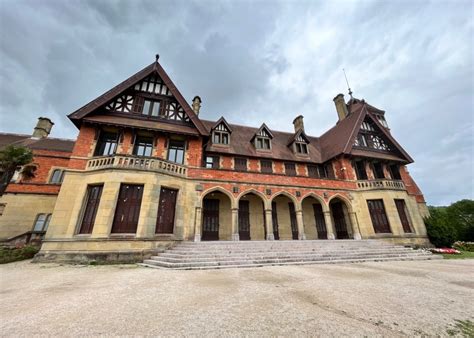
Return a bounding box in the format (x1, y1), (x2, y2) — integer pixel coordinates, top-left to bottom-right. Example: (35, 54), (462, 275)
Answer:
(356, 179), (405, 191)
(86, 155), (187, 177)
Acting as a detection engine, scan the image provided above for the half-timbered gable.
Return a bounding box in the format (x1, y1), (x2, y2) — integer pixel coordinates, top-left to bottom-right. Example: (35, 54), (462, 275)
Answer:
(210, 117), (232, 145)
(252, 123), (273, 150)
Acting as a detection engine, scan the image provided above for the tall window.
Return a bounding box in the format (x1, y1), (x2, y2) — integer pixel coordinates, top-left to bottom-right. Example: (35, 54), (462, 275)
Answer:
(256, 137), (271, 150)
(367, 199), (391, 233)
(295, 142), (308, 154)
(308, 165), (319, 178)
(167, 140), (185, 164)
(285, 163), (296, 176)
(204, 156), (219, 169)
(234, 157), (247, 171)
(33, 213), (52, 232)
(213, 131), (229, 145)
(354, 161), (368, 180)
(324, 163), (335, 179)
(142, 99), (161, 117)
(389, 164), (402, 180)
(395, 199), (412, 233)
(260, 160), (273, 173)
(78, 185), (103, 234)
(372, 162), (385, 179)
(133, 136), (153, 157)
(50, 169), (64, 184)
(94, 132), (118, 156)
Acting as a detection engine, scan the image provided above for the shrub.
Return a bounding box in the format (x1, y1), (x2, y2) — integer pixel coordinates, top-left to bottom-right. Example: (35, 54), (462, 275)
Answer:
(0, 245), (40, 264)
(425, 207), (457, 247)
(452, 241), (474, 252)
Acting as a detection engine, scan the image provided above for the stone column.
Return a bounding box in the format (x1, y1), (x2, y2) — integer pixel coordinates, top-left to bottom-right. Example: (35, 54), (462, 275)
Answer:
(193, 207), (202, 242)
(349, 212), (362, 240)
(296, 209), (306, 240)
(323, 211), (336, 240)
(91, 181), (121, 238)
(265, 209), (274, 240)
(231, 208), (239, 241)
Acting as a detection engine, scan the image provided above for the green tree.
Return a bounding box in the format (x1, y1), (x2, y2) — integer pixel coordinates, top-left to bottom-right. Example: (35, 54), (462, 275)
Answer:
(0, 145), (34, 196)
(447, 199), (474, 241)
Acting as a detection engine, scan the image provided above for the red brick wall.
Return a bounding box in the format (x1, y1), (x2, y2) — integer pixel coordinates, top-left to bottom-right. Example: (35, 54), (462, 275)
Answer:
(400, 166), (426, 203)
(187, 138), (203, 167)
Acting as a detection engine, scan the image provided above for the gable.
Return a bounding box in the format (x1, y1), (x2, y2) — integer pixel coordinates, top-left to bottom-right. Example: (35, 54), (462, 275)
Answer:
(68, 60), (207, 135)
(253, 123), (273, 139)
(212, 117), (232, 133)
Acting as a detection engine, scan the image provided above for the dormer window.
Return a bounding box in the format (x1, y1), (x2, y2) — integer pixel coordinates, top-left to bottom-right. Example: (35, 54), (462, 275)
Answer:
(213, 131), (229, 145)
(256, 136), (271, 150)
(211, 117), (232, 146)
(290, 131), (310, 155)
(295, 142), (308, 154)
(253, 124), (273, 151)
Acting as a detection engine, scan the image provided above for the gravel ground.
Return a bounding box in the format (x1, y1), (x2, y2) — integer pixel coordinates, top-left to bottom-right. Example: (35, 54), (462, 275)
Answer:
(1, 259), (473, 337)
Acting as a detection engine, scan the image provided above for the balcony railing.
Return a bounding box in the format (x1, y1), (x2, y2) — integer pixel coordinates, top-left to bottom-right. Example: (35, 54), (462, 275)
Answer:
(356, 179), (405, 191)
(86, 155), (187, 177)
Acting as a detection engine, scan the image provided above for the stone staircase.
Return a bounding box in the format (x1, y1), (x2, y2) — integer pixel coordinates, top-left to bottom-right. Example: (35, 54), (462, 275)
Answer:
(141, 240), (441, 270)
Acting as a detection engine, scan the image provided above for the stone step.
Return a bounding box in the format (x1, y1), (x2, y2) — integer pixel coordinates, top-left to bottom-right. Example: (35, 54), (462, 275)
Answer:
(166, 247), (414, 255)
(176, 240), (387, 247)
(142, 255), (442, 270)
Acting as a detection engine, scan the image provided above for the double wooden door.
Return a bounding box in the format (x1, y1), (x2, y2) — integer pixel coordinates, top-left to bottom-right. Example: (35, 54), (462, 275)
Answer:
(331, 202), (349, 239)
(238, 200), (250, 240)
(156, 188), (178, 234)
(312, 203), (328, 239)
(202, 199), (219, 240)
(111, 184), (144, 233)
(79, 185), (103, 234)
(367, 199), (391, 233)
(395, 199), (412, 233)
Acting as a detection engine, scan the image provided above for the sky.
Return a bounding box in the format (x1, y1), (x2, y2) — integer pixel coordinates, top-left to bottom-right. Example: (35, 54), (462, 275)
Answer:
(0, 0), (472, 206)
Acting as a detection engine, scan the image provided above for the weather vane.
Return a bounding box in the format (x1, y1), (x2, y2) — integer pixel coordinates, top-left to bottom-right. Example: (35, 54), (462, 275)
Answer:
(342, 68), (353, 98)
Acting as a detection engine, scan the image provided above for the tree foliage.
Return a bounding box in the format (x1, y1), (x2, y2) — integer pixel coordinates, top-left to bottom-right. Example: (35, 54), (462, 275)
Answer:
(0, 145), (34, 196)
(425, 199), (474, 247)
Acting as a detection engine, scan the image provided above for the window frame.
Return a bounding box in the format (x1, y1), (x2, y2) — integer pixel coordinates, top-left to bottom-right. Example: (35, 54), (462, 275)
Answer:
(372, 162), (385, 179)
(94, 131), (118, 156)
(367, 199), (392, 234)
(49, 169), (64, 184)
(212, 131), (230, 145)
(307, 164), (319, 178)
(204, 155), (220, 169)
(32, 213), (51, 232)
(167, 139), (186, 164)
(354, 161), (368, 180)
(141, 99), (162, 117)
(389, 164), (402, 180)
(234, 157), (248, 172)
(255, 136), (271, 150)
(284, 162), (296, 176)
(260, 160), (273, 173)
(133, 135), (154, 157)
(295, 142), (308, 155)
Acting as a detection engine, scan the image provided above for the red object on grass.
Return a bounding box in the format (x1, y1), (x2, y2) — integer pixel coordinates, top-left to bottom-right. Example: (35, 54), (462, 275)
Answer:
(430, 248), (461, 254)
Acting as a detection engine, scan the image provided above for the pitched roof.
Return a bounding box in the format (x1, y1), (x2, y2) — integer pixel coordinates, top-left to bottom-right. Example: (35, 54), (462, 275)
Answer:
(68, 60), (208, 136)
(0, 133), (75, 153)
(211, 117), (233, 132)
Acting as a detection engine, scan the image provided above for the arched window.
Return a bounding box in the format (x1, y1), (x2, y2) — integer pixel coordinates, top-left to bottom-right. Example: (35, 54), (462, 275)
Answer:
(50, 169), (64, 184)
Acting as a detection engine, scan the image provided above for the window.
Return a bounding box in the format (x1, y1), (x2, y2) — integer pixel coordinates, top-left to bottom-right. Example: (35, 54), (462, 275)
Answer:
(167, 140), (186, 164)
(33, 213), (51, 232)
(361, 121), (375, 131)
(94, 132), (118, 156)
(0, 203), (5, 216)
(213, 131), (229, 145)
(205, 156), (219, 169)
(234, 157), (248, 171)
(133, 136), (154, 157)
(389, 164), (402, 180)
(372, 162), (385, 179)
(256, 137), (271, 150)
(367, 199), (391, 233)
(285, 163), (296, 176)
(308, 165), (319, 178)
(354, 133), (368, 147)
(142, 99), (161, 117)
(295, 142), (308, 154)
(260, 160), (273, 173)
(395, 199), (412, 233)
(324, 163), (335, 179)
(50, 169), (64, 184)
(354, 161), (368, 180)
(377, 116), (389, 128)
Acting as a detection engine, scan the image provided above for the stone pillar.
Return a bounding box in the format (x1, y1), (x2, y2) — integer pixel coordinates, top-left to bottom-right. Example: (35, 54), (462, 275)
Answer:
(349, 212), (362, 240)
(231, 208), (239, 241)
(296, 209), (306, 240)
(323, 211), (336, 240)
(91, 181), (121, 238)
(194, 207), (202, 242)
(265, 209), (274, 240)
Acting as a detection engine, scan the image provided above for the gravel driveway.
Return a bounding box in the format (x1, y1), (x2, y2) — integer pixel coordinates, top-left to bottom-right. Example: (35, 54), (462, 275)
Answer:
(1, 259), (473, 337)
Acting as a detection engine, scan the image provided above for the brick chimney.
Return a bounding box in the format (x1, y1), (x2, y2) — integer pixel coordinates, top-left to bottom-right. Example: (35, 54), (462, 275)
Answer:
(192, 96), (201, 115)
(32, 117), (54, 138)
(333, 94), (349, 121)
(292, 115), (304, 132)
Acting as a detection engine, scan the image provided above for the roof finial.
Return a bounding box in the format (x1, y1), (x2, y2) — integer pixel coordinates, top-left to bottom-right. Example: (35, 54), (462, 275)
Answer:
(342, 68), (353, 98)
(155, 54), (160, 62)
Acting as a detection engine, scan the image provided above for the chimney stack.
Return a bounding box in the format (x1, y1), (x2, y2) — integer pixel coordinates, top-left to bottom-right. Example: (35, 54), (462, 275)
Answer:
(292, 115), (304, 133)
(32, 117), (54, 139)
(333, 94), (349, 121)
(192, 96), (201, 115)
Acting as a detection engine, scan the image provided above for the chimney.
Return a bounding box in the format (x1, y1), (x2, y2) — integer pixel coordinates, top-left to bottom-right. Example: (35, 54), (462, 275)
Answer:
(192, 96), (201, 115)
(333, 93), (349, 121)
(292, 115), (304, 133)
(32, 117), (54, 139)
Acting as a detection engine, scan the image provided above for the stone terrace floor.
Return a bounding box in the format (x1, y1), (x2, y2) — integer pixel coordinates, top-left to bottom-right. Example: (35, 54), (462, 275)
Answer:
(1, 259), (473, 337)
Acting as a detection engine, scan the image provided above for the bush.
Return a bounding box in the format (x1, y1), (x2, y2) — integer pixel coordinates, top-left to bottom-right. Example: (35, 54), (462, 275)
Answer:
(453, 241), (474, 252)
(0, 245), (40, 264)
(425, 207), (457, 247)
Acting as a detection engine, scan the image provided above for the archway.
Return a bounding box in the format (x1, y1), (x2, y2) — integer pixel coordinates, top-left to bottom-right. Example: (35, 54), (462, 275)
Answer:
(301, 195), (328, 239)
(237, 191), (266, 240)
(271, 193), (299, 240)
(329, 197), (353, 239)
(201, 190), (232, 240)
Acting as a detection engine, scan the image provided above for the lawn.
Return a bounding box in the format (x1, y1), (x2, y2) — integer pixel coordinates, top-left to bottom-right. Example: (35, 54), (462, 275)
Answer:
(441, 250), (474, 259)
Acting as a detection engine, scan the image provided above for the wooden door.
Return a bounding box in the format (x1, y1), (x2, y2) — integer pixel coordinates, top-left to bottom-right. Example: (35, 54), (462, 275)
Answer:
(367, 199), (391, 233)
(202, 199), (219, 240)
(395, 199), (412, 233)
(238, 200), (251, 240)
(79, 185), (103, 234)
(271, 202), (279, 240)
(111, 184), (144, 233)
(312, 203), (327, 239)
(156, 187), (178, 234)
(331, 202), (349, 239)
(288, 202), (299, 240)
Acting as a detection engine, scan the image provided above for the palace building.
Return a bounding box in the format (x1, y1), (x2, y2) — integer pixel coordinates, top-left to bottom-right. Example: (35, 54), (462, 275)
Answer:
(0, 57), (430, 262)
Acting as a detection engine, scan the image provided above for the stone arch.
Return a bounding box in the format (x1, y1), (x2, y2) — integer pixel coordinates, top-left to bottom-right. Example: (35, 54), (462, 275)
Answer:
(328, 194), (354, 239)
(237, 189), (269, 209)
(236, 189), (268, 241)
(327, 193), (353, 212)
(200, 187), (236, 209)
(270, 191), (300, 210)
(300, 192), (329, 212)
(300, 192), (330, 240)
(200, 187), (234, 241)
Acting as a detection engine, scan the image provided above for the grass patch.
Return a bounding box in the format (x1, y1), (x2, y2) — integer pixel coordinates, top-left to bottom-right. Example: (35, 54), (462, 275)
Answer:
(0, 245), (39, 264)
(441, 251), (474, 260)
(446, 319), (474, 337)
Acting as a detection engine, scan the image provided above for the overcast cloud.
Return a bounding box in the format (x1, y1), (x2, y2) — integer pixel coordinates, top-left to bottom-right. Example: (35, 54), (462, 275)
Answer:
(0, 0), (472, 206)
